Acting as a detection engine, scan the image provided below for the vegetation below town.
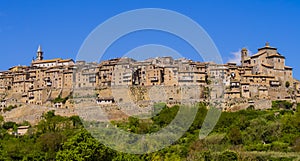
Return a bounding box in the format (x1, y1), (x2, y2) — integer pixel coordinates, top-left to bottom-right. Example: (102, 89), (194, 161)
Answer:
(1, 104), (19, 113)
(0, 101), (300, 160)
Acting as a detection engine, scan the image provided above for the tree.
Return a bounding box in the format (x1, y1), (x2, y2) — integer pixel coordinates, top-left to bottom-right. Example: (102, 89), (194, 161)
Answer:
(37, 111), (70, 133)
(37, 132), (66, 159)
(0, 115), (4, 125)
(112, 153), (141, 161)
(0, 143), (8, 160)
(2, 121), (17, 130)
(128, 117), (140, 128)
(69, 115), (83, 128)
(272, 100), (293, 110)
(44, 110), (55, 120)
(227, 127), (243, 145)
(56, 130), (115, 161)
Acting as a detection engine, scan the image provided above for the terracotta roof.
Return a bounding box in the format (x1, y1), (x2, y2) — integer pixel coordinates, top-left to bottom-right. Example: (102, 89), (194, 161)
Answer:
(250, 51), (267, 58)
(18, 126), (30, 129)
(262, 63), (274, 68)
(32, 58), (74, 64)
(257, 43), (277, 51)
(266, 54), (285, 59)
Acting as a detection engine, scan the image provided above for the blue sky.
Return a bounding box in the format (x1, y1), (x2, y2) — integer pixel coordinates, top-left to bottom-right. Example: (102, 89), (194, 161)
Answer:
(1, 0), (300, 78)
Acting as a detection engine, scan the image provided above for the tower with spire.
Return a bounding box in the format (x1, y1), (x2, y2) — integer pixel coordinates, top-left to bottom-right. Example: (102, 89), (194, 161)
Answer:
(36, 45), (43, 61)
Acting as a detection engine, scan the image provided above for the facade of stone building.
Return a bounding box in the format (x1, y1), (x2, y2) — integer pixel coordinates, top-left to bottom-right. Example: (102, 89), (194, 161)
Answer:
(223, 42), (294, 101)
(0, 43), (299, 110)
(111, 58), (136, 86)
(98, 58), (119, 87)
(74, 62), (98, 89)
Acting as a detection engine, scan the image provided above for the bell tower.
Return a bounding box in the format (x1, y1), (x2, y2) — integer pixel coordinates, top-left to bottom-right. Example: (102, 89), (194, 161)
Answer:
(241, 48), (248, 66)
(36, 45), (43, 61)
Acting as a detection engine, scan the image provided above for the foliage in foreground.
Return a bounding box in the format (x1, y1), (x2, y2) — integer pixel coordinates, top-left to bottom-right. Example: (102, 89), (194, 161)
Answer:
(0, 103), (299, 160)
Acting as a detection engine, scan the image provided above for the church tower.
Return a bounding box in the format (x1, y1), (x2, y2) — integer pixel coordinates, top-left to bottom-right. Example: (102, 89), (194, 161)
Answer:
(36, 45), (43, 61)
(241, 48), (248, 66)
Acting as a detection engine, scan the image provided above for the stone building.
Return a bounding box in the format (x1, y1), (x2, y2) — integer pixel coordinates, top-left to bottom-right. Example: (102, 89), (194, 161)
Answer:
(134, 61), (151, 86)
(98, 58), (119, 87)
(31, 45), (74, 68)
(0, 43), (299, 109)
(74, 61), (98, 89)
(224, 42), (294, 101)
(0, 46), (76, 106)
(241, 42), (293, 86)
(111, 58), (136, 86)
(163, 65), (179, 86)
(144, 64), (164, 86)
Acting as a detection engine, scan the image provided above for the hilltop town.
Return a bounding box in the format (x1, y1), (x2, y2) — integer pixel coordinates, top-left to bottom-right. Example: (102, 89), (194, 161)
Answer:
(1, 42), (300, 117)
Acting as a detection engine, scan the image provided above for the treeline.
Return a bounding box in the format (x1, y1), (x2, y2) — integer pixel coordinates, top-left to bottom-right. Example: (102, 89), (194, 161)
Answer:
(0, 102), (299, 160)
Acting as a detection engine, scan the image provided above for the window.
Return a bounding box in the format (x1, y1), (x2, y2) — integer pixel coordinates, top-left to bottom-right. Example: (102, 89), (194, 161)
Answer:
(278, 59), (280, 62)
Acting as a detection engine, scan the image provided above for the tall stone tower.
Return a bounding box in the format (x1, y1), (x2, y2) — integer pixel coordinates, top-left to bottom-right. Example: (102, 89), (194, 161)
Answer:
(241, 48), (248, 66)
(36, 45), (43, 61)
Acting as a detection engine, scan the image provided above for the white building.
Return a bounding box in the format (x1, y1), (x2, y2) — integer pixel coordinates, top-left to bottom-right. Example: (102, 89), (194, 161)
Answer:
(31, 45), (74, 68)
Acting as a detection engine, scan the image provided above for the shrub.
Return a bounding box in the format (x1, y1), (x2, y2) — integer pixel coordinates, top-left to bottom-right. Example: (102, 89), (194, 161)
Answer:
(3, 105), (17, 112)
(271, 141), (289, 152)
(227, 127), (243, 145)
(293, 137), (300, 152)
(219, 150), (238, 161)
(52, 96), (68, 104)
(272, 100), (293, 110)
(2, 121), (17, 130)
(201, 151), (212, 161)
(246, 143), (271, 151)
